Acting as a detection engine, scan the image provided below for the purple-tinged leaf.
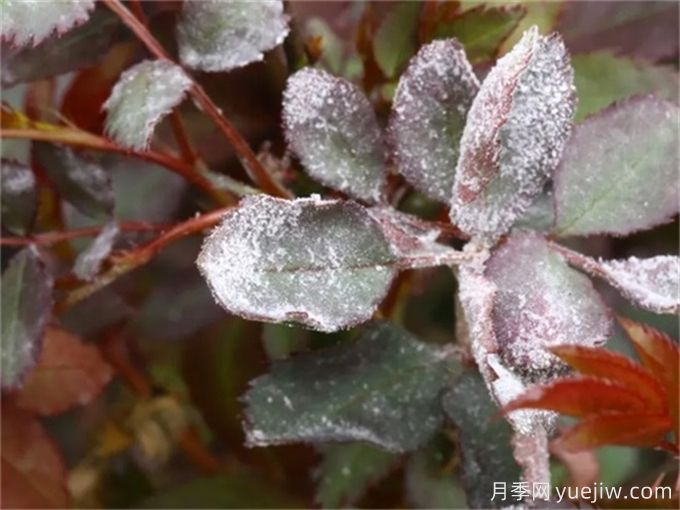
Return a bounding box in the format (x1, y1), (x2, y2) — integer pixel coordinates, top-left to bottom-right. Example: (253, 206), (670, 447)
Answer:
(554, 96), (679, 237)
(1, 160), (36, 235)
(450, 26), (575, 240)
(283, 68), (386, 203)
(1, 248), (53, 389)
(388, 39), (479, 202)
(1, 0), (95, 48)
(103, 60), (192, 151)
(73, 221), (119, 281)
(177, 0), (289, 72)
(485, 232), (611, 380)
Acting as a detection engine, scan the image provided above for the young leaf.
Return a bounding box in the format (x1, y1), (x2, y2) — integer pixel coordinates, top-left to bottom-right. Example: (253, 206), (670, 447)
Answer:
(73, 221), (119, 281)
(485, 232), (611, 378)
(1, 402), (68, 508)
(372, 2), (420, 79)
(1, 248), (53, 389)
(176, 0), (289, 72)
(243, 322), (454, 452)
(554, 96), (679, 237)
(15, 326), (113, 416)
(1, 0), (95, 47)
(388, 39), (479, 202)
(450, 26), (575, 240)
(1, 160), (36, 235)
(314, 443), (398, 508)
(283, 68), (386, 203)
(197, 195), (398, 332)
(103, 60), (192, 151)
(34, 143), (114, 219)
(443, 372), (521, 509)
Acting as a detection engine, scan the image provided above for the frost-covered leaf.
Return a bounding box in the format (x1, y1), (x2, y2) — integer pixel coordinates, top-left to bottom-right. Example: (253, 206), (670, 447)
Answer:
(314, 443), (398, 508)
(1, 160), (36, 235)
(73, 221), (119, 281)
(243, 322), (454, 452)
(176, 0), (289, 72)
(1, 248), (53, 389)
(572, 52), (678, 122)
(388, 39), (479, 202)
(103, 60), (192, 151)
(512, 185), (555, 232)
(0, 0), (95, 47)
(443, 372), (521, 509)
(450, 26), (575, 240)
(283, 68), (386, 203)
(34, 142), (113, 219)
(486, 232), (611, 379)
(554, 96), (679, 237)
(15, 326), (113, 416)
(197, 195), (397, 332)
(372, 2), (420, 79)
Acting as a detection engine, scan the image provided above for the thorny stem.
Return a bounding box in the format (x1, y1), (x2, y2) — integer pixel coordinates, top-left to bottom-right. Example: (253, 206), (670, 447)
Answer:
(0, 222), (166, 247)
(102, 0), (291, 199)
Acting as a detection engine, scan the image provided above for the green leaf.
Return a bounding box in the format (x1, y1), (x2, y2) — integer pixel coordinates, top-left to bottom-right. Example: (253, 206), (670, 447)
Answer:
(443, 372), (521, 508)
(373, 2), (420, 79)
(176, 0), (289, 72)
(554, 96), (679, 237)
(314, 442), (398, 508)
(511, 185), (555, 233)
(1, 160), (36, 235)
(73, 221), (119, 281)
(432, 5), (526, 63)
(1, 248), (53, 388)
(197, 196), (398, 332)
(243, 321), (456, 452)
(572, 52), (678, 122)
(34, 143), (113, 219)
(262, 323), (308, 361)
(283, 68), (386, 203)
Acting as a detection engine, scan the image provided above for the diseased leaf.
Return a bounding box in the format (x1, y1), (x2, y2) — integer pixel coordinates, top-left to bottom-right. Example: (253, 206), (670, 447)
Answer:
(283, 68), (386, 203)
(443, 372), (521, 509)
(73, 221), (119, 281)
(372, 2), (420, 79)
(388, 38), (479, 202)
(554, 97), (679, 237)
(0, 0), (95, 47)
(243, 322), (454, 452)
(1, 7), (121, 87)
(511, 185), (555, 232)
(34, 142), (113, 219)
(1, 247), (53, 389)
(572, 52), (678, 121)
(197, 195), (397, 332)
(1, 160), (36, 235)
(103, 60), (192, 151)
(450, 26), (575, 240)
(314, 443), (398, 508)
(176, 0), (289, 72)
(485, 232), (611, 379)
(15, 326), (113, 416)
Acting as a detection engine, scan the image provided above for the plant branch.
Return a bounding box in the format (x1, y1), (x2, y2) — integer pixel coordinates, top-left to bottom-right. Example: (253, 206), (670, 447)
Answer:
(102, 0), (291, 199)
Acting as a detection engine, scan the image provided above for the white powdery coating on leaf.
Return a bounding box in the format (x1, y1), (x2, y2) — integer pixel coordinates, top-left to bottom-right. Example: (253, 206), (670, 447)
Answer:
(2, 161), (35, 194)
(103, 60), (192, 151)
(1, 0), (94, 47)
(283, 68), (386, 203)
(73, 221), (119, 281)
(388, 38), (479, 202)
(451, 26), (575, 240)
(177, 0), (289, 72)
(196, 195), (397, 332)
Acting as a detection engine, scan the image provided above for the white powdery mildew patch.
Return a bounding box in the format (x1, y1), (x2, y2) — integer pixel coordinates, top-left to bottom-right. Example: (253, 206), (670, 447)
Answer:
(451, 26), (575, 240)
(1, 0), (95, 47)
(1, 161), (35, 194)
(73, 221), (119, 281)
(177, 0), (289, 72)
(103, 60), (192, 151)
(388, 38), (479, 202)
(283, 68), (386, 203)
(196, 195), (397, 332)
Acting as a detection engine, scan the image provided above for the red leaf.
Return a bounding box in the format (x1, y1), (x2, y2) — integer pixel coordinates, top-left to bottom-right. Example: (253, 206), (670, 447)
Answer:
(1, 401), (68, 508)
(553, 412), (672, 452)
(550, 344), (667, 412)
(16, 326), (113, 416)
(503, 377), (648, 417)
